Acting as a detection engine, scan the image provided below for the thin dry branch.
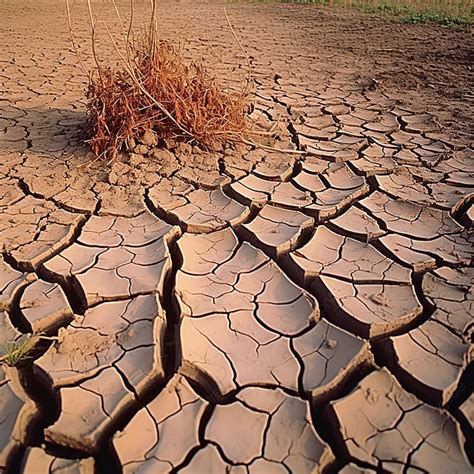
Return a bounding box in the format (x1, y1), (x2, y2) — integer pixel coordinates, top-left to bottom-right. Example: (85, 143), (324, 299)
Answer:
(65, 0), (88, 77)
(224, 8), (253, 95)
(86, 0), (102, 78)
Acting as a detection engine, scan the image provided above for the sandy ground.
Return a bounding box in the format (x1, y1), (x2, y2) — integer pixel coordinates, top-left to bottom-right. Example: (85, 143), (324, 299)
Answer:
(0, 1), (473, 472)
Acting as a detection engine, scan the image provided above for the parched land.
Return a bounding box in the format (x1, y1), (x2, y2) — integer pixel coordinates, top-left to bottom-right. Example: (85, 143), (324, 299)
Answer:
(0, 1), (473, 472)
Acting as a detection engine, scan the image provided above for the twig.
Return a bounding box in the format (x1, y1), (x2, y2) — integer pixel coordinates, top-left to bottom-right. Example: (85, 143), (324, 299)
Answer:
(224, 8), (253, 95)
(86, 0), (103, 79)
(127, 0), (134, 56)
(235, 136), (307, 155)
(110, 0), (131, 63)
(65, 0), (88, 77)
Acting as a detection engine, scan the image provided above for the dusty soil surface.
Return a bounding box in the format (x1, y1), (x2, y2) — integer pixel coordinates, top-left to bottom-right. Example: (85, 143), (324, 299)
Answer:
(0, 1), (473, 473)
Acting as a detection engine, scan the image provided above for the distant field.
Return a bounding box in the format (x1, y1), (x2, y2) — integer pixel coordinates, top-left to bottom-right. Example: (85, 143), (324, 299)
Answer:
(271, 0), (473, 25)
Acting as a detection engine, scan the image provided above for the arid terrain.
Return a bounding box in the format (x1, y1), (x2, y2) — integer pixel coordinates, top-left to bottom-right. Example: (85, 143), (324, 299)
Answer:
(0, 0), (473, 472)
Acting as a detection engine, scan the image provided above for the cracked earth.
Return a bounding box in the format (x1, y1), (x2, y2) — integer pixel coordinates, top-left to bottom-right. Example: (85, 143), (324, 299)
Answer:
(0, 0), (473, 472)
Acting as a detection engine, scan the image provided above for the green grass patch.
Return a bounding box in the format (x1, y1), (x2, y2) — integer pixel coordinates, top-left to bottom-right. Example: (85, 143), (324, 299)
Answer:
(0, 335), (35, 367)
(0, 333), (58, 367)
(401, 11), (471, 26)
(261, 0), (473, 26)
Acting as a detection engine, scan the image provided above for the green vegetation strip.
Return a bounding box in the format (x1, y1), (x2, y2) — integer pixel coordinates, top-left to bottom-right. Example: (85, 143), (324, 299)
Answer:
(255, 0), (473, 25)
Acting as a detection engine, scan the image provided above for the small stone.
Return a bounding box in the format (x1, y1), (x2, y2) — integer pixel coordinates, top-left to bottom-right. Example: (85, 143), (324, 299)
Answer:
(364, 387), (379, 404)
(134, 144), (148, 155)
(140, 129), (158, 146)
(325, 339), (337, 349)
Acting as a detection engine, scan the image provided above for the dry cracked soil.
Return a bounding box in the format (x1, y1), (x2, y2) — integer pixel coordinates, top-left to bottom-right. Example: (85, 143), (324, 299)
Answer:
(0, 0), (473, 473)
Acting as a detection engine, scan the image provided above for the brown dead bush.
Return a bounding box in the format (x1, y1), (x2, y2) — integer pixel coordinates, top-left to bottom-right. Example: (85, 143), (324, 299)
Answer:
(70, 0), (249, 160)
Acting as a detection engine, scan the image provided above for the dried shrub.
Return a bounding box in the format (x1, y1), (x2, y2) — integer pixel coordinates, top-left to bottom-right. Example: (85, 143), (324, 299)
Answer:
(78, 1), (249, 160)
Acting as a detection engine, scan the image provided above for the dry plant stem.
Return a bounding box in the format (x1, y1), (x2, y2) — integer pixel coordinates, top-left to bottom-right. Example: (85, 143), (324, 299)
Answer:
(149, 0), (158, 55)
(65, 0), (88, 77)
(246, 129), (280, 136)
(110, 0), (129, 59)
(127, 0), (134, 56)
(177, 13), (199, 46)
(75, 152), (107, 170)
(110, 0), (135, 65)
(86, 0), (102, 79)
(237, 137), (308, 155)
(224, 8), (253, 94)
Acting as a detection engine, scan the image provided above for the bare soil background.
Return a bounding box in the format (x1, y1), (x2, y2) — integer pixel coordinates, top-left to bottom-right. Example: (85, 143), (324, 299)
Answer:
(0, 1), (472, 473)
